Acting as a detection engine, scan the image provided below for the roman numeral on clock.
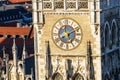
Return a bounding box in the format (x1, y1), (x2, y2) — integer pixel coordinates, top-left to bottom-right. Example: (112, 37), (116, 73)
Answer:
(71, 42), (75, 47)
(75, 38), (80, 43)
(53, 33), (58, 36)
(55, 26), (59, 30)
(76, 33), (81, 36)
(55, 38), (60, 43)
(71, 21), (73, 26)
(64, 19), (68, 25)
(59, 21), (63, 26)
(60, 42), (64, 47)
(66, 44), (69, 49)
(74, 27), (80, 32)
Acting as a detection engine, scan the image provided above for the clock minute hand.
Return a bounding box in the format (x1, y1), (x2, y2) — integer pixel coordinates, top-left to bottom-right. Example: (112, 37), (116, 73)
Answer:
(69, 27), (79, 34)
(69, 30), (74, 34)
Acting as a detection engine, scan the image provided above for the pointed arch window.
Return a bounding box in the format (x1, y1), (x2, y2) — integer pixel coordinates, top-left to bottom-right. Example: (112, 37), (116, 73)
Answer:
(73, 73), (84, 80)
(52, 73), (63, 80)
(111, 23), (116, 45)
(105, 25), (110, 48)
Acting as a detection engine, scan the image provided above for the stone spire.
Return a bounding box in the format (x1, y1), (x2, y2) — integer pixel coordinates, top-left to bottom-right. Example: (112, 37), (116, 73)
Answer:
(22, 38), (28, 60)
(2, 46), (9, 80)
(22, 37), (28, 80)
(12, 37), (18, 80)
(2, 46), (6, 63)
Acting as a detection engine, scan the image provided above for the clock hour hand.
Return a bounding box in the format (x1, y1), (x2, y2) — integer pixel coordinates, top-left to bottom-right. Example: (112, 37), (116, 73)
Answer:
(60, 31), (69, 39)
(60, 33), (65, 38)
(60, 26), (67, 38)
(61, 35), (65, 38)
(61, 33), (72, 42)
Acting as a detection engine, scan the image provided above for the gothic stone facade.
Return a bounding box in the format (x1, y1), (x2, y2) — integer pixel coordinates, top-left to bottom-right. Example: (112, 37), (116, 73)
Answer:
(33, 0), (120, 80)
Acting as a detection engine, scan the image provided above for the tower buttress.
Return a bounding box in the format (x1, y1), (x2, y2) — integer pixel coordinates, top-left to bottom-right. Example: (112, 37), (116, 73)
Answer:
(32, 0), (45, 80)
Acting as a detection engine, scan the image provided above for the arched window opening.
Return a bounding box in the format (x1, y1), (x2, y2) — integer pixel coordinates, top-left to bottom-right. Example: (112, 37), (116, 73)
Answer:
(111, 23), (116, 45)
(12, 15), (15, 19)
(10, 16), (12, 20)
(52, 73), (63, 80)
(16, 15), (18, 18)
(73, 73), (84, 80)
(3, 17), (5, 21)
(105, 25), (109, 48)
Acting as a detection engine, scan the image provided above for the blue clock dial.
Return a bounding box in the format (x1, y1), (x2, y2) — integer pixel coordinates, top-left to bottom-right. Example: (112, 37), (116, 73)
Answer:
(52, 19), (82, 50)
(59, 26), (75, 43)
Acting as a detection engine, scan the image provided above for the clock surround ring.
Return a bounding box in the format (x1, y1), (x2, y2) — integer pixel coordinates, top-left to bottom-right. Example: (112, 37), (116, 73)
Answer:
(52, 18), (82, 51)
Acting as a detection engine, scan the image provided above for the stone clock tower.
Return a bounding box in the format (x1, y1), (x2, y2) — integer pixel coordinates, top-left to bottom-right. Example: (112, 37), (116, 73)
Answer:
(32, 0), (120, 80)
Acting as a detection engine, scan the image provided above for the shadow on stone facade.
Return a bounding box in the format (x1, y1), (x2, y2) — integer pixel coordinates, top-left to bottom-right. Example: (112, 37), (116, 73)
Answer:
(45, 41), (53, 80)
(86, 41), (95, 80)
(66, 59), (73, 80)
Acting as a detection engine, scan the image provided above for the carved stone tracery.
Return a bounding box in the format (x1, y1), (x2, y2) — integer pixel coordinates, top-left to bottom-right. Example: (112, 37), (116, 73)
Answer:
(43, 0), (88, 10)
(55, 1), (64, 9)
(78, 2), (88, 9)
(44, 2), (52, 9)
(67, 2), (76, 8)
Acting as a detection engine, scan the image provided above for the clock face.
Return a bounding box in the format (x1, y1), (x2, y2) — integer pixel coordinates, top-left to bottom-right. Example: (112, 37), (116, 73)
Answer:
(52, 19), (82, 50)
